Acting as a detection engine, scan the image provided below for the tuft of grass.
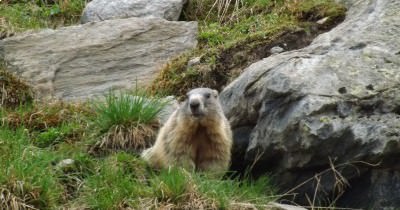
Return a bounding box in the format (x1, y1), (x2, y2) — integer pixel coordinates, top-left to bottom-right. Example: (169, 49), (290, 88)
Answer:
(89, 89), (169, 154)
(92, 90), (168, 132)
(0, 0), (87, 34)
(0, 187), (38, 210)
(150, 167), (194, 204)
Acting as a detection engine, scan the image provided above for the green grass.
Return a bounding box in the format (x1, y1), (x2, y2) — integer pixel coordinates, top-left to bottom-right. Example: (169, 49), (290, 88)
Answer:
(80, 158), (276, 209)
(33, 121), (82, 147)
(0, 99), (276, 209)
(197, 174), (275, 209)
(88, 90), (170, 154)
(92, 89), (169, 133)
(80, 153), (146, 209)
(150, 167), (191, 203)
(0, 0), (86, 33)
(195, 1), (298, 48)
(0, 128), (63, 209)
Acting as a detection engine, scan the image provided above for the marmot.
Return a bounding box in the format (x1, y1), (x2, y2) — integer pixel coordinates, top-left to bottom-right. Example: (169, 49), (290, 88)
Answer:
(141, 88), (232, 173)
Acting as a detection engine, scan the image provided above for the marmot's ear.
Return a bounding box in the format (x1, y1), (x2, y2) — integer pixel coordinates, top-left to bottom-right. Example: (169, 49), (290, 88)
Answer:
(212, 89), (218, 97)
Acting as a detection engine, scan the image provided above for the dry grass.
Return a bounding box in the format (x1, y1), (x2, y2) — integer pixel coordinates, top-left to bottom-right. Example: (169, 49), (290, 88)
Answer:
(184, 0), (261, 24)
(89, 123), (159, 155)
(148, 195), (218, 210)
(0, 0), (87, 34)
(279, 159), (380, 209)
(0, 187), (38, 210)
(207, 0), (242, 22)
(2, 102), (91, 131)
(0, 68), (33, 109)
(0, 16), (15, 39)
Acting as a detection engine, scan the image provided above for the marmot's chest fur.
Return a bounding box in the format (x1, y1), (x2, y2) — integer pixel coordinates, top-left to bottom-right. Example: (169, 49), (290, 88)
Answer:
(190, 125), (212, 167)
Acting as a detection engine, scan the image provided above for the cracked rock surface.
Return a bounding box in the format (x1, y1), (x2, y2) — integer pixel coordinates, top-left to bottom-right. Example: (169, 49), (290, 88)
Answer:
(221, 0), (400, 208)
(0, 17), (197, 101)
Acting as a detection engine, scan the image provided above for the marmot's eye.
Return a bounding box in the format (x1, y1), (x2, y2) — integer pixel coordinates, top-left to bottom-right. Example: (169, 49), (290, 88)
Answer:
(205, 93), (211, 99)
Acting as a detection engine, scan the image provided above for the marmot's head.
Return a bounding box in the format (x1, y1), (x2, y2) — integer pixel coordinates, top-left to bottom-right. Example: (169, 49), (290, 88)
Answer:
(184, 88), (220, 118)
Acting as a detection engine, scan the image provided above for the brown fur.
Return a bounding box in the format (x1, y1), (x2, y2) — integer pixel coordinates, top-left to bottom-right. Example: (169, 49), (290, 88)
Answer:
(141, 88), (232, 173)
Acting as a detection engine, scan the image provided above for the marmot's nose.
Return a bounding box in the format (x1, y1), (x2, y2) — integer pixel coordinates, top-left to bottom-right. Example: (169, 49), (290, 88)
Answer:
(190, 101), (200, 110)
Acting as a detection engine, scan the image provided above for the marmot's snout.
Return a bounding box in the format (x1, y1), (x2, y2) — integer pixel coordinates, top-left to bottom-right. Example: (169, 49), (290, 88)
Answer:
(190, 99), (200, 110)
(189, 96), (204, 117)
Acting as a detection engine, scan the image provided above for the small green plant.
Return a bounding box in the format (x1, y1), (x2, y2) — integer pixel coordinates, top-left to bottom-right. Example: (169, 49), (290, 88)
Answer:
(90, 89), (170, 154)
(33, 122), (80, 147)
(199, 23), (225, 46)
(150, 167), (193, 203)
(93, 89), (168, 133)
(34, 127), (64, 147)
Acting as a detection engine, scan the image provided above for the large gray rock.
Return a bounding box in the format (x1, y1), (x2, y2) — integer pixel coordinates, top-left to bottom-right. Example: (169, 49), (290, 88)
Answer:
(81, 0), (185, 24)
(0, 17), (197, 100)
(221, 0), (400, 209)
